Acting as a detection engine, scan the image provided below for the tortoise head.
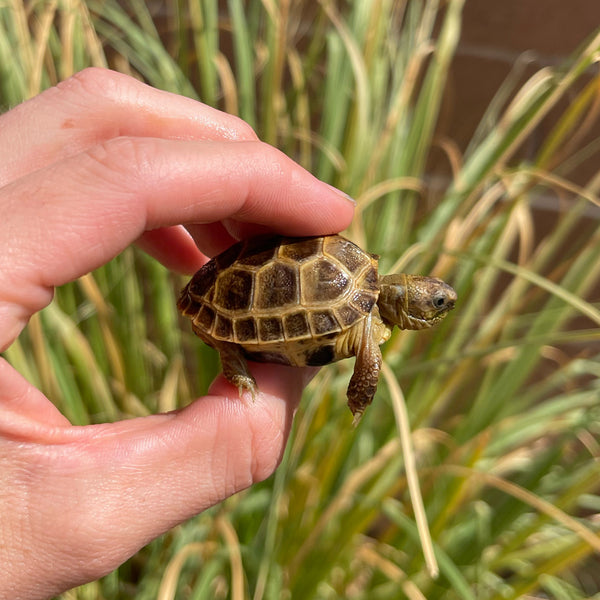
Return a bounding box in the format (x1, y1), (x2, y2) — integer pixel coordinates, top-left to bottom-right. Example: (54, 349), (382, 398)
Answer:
(377, 274), (456, 331)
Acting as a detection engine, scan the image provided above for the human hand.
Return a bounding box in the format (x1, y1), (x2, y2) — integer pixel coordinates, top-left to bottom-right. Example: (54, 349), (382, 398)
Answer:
(0, 68), (354, 598)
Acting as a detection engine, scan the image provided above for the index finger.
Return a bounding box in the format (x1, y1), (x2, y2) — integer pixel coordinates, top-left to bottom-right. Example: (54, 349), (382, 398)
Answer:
(0, 136), (354, 350)
(0, 68), (258, 185)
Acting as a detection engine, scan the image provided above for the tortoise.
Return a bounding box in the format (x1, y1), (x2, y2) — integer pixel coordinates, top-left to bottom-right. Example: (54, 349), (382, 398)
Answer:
(178, 234), (456, 422)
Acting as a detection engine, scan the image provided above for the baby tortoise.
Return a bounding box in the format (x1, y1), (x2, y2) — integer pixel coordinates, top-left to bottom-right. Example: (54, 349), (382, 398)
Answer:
(178, 234), (456, 423)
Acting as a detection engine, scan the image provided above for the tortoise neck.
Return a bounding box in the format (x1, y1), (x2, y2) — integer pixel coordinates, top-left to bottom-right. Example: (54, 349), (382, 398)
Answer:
(377, 274), (412, 329)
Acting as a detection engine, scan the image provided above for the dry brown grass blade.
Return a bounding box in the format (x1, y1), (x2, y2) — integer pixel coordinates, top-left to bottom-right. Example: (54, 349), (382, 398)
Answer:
(382, 362), (439, 579)
(157, 542), (212, 600)
(217, 515), (246, 600)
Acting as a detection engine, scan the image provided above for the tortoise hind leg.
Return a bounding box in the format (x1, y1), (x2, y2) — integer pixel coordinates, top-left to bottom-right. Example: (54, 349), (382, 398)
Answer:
(216, 341), (258, 399)
(346, 314), (383, 426)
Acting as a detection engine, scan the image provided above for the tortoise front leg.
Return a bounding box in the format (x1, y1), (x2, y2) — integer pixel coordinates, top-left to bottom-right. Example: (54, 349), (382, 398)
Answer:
(216, 341), (258, 399)
(346, 314), (383, 425)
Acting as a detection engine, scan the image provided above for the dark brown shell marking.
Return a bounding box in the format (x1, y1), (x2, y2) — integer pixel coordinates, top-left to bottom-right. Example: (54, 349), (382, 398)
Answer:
(178, 234), (379, 366)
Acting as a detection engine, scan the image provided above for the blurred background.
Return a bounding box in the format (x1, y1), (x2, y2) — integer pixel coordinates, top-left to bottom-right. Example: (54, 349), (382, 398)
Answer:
(1, 1), (600, 598)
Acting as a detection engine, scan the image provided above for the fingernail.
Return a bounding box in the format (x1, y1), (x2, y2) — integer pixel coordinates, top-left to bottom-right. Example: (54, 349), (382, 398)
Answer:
(324, 183), (356, 204)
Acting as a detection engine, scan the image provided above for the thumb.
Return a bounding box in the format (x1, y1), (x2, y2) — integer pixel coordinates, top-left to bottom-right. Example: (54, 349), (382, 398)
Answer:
(1, 362), (305, 598)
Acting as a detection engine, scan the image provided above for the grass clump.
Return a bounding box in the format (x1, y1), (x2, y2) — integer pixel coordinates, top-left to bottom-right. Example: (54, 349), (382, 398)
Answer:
(1, 1), (600, 598)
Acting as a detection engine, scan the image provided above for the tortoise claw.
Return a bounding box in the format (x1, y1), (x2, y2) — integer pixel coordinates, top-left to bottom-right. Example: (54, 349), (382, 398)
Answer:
(231, 374), (258, 401)
(217, 342), (258, 400)
(351, 410), (364, 427)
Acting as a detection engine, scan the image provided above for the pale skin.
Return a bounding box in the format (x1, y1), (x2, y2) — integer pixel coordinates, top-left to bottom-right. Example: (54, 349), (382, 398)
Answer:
(0, 68), (354, 599)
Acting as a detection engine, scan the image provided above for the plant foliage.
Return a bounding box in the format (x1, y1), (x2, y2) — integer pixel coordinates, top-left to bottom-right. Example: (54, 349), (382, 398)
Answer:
(2, 0), (600, 598)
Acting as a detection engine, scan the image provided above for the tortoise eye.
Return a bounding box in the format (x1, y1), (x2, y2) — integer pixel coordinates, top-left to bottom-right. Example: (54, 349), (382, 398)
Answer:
(432, 295), (447, 309)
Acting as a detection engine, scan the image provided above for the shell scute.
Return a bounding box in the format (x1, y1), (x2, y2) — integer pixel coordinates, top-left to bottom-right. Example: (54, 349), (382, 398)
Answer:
(258, 317), (284, 342)
(301, 258), (350, 303)
(255, 262), (299, 309)
(279, 237), (323, 262)
(188, 260), (217, 300)
(215, 314), (233, 339)
(193, 304), (216, 331)
(336, 304), (361, 326)
(324, 235), (370, 274)
(234, 317), (257, 342)
(363, 266), (379, 291)
(283, 311), (311, 339)
(237, 236), (279, 266)
(214, 268), (254, 311)
(215, 241), (244, 270)
(350, 290), (377, 314)
(309, 310), (342, 336)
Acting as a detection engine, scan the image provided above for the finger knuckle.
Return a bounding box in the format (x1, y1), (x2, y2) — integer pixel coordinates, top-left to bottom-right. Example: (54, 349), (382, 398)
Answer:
(82, 136), (152, 179)
(57, 68), (132, 103)
(227, 115), (259, 141)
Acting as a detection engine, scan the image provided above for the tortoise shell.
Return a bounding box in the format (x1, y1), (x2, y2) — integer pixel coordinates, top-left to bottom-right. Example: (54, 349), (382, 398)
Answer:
(177, 234), (380, 367)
